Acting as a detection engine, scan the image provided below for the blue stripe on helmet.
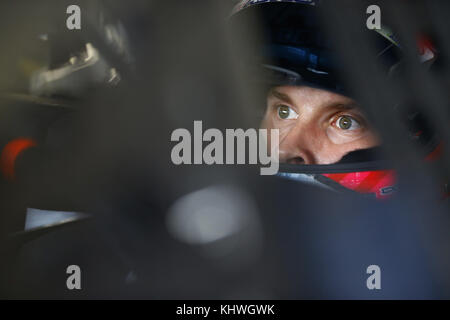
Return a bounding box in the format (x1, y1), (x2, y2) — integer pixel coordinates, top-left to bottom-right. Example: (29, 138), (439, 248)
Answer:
(242, 0), (317, 9)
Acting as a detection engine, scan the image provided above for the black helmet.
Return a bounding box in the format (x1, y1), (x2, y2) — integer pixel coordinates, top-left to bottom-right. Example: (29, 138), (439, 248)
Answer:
(230, 0), (443, 199)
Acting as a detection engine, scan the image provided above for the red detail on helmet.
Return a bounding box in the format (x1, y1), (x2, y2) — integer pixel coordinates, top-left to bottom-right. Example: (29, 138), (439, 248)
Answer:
(323, 170), (396, 199)
(0, 138), (37, 181)
(418, 35), (435, 55)
(417, 34), (436, 62)
(425, 142), (443, 161)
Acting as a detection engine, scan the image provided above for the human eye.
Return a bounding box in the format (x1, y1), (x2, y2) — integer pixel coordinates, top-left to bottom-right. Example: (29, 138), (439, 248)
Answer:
(326, 108), (373, 145)
(332, 114), (362, 131)
(276, 104), (298, 120)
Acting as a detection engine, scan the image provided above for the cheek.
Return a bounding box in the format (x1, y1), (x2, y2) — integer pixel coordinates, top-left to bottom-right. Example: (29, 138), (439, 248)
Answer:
(315, 149), (347, 164)
(260, 114), (291, 152)
(326, 127), (363, 145)
(316, 131), (381, 164)
(325, 124), (381, 146)
(261, 113), (296, 140)
(349, 131), (381, 149)
(261, 109), (276, 130)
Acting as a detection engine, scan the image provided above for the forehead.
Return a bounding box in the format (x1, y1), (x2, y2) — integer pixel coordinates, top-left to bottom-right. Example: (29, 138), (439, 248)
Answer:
(269, 85), (354, 105)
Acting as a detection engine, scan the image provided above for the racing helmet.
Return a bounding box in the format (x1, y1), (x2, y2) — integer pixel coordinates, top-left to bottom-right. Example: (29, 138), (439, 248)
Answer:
(230, 0), (443, 199)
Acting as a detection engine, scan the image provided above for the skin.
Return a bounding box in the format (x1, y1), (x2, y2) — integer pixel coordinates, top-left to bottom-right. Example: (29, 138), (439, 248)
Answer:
(261, 85), (380, 165)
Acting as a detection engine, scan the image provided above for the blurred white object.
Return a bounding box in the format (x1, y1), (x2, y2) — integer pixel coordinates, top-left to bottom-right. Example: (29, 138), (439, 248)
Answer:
(166, 183), (261, 239)
(166, 184), (264, 269)
(30, 43), (117, 98)
(25, 208), (87, 231)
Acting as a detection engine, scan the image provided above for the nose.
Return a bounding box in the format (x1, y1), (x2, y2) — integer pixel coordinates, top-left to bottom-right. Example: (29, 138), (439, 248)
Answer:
(278, 123), (317, 165)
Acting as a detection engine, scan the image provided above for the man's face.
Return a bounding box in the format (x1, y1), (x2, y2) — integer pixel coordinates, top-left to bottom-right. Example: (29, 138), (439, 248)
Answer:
(262, 85), (380, 165)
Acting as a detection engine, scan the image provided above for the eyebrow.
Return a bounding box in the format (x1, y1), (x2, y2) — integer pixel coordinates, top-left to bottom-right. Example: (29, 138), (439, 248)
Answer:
(329, 102), (360, 111)
(268, 88), (361, 111)
(268, 89), (294, 105)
